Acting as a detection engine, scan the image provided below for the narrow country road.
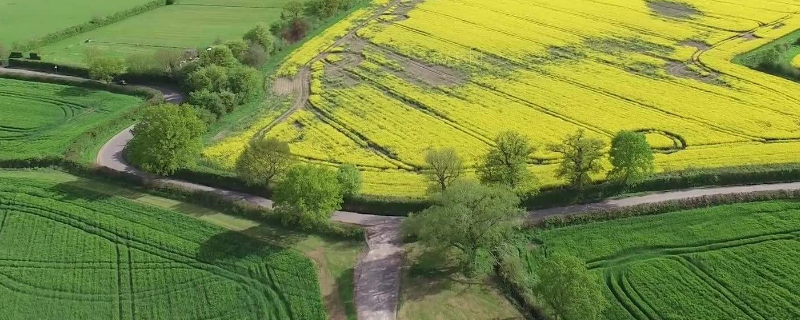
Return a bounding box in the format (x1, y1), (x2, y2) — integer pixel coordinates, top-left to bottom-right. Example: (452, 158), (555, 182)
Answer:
(529, 182), (800, 220)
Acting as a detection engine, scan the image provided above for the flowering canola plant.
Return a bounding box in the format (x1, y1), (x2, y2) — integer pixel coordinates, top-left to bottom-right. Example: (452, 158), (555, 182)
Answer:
(206, 0), (800, 197)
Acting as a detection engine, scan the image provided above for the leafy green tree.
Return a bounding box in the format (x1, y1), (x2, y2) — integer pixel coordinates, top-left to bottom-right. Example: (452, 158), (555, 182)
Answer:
(199, 45), (238, 67)
(125, 52), (158, 75)
(477, 131), (538, 193)
(153, 49), (184, 75)
(273, 164), (344, 228)
(235, 138), (294, 188)
(423, 147), (464, 192)
(404, 181), (525, 277)
(84, 49), (126, 83)
(128, 104), (206, 175)
(609, 131), (654, 184)
(548, 129), (606, 190)
(227, 66), (263, 102)
(282, 1), (305, 20)
(187, 64), (229, 93)
(225, 39), (249, 62)
(243, 23), (275, 53)
(189, 89), (236, 118)
(533, 254), (608, 320)
(241, 42), (268, 67)
(337, 164), (362, 198)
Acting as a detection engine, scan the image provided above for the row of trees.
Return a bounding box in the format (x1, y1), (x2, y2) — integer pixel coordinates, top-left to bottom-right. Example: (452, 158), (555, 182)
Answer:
(127, 104), (361, 229)
(409, 129), (653, 319)
(423, 129), (655, 194)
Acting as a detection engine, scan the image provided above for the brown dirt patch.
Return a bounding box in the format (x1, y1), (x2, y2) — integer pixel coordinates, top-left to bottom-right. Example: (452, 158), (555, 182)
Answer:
(665, 61), (721, 85)
(680, 40), (711, 51)
(740, 32), (761, 41)
(647, 0), (701, 19)
(307, 248), (348, 320)
(273, 76), (302, 96)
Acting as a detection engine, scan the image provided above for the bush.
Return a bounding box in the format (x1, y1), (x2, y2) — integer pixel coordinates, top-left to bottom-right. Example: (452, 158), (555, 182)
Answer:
(241, 42), (269, 67)
(243, 23), (275, 54)
(127, 104), (206, 175)
(337, 164), (362, 198)
(273, 164), (344, 229)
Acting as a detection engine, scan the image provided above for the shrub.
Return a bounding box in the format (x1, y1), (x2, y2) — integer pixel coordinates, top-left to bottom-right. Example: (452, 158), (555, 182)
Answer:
(337, 164), (363, 198)
(273, 164), (344, 229)
(244, 23), (276, 54)
(127, 104), (206, 175)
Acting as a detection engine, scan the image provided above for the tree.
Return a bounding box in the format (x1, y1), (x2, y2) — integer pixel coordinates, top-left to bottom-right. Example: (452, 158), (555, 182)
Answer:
(423, 147), (464, 192)
(189, 89), (236, 118)
(187, 64), (229, 93)
(153, 49), (184, 75)
(84, 49), (126, 82)
(243, 23), (275, 53)
(227, 65), (263, 102)
(533, 254), (608, 320)
(199, 45), (238, 67)
(477, 131), (538, 193)
(282, 1), (305, 20)
(127, 104), (206, 175)
(125, 52), (157, 75)
(337, 164), (362, 198)
(225, 39), (249, 62)
(609, 131), (654, 184)
(241, 42), (268, 67)
(403, 181), (525, 277)
(548, 129), (606, 190)
(235, 138), (294, 188)
(273, 164), (344, 228)
(281, 18), (310, 43)
(309, 0), (342, 18)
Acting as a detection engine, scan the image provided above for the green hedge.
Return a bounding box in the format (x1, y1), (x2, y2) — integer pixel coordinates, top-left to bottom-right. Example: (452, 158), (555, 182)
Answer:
(18, 0), (167, 52)
(0, 159), (363, 240)
(531, 189), (800, 230)
(8, 59), (174, 84)
(0, 68), (164, 101)
(526, 163), (800, 209)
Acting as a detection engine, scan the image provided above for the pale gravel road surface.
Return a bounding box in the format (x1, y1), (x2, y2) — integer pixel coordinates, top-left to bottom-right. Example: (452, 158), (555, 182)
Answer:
(529, 182), (800, 220)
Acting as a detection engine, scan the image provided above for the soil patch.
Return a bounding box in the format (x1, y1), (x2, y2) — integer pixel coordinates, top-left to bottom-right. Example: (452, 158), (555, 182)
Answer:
(680, 40), (711, 51)
(647, 0), (701, 19)
(665, 61), (722, 85)
(740, 32), (761, 41)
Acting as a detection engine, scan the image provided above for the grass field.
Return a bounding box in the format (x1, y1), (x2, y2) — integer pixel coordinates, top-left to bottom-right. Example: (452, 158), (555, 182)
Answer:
(0, 0), (154, 48)
(525, 200), (800, 319)
(0, 78), (143, 161)
(203, 0), (800, 198)
(0, 169), (328, 320)
(36, 0), (293, 65)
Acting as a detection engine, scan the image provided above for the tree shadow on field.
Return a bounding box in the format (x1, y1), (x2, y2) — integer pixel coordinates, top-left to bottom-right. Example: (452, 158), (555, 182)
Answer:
(49, 179), (116, 202)
(197, 228), (302, 263)
(56, 86), (92, 97)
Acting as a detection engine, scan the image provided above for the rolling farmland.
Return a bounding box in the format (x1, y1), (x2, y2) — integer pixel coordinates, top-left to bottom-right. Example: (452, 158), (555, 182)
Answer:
(526, 200), (800, 320)
(203, 0), (800, 197)
(0, 171), (326, 320)
(37, 1), (289, 65)
(0, 0), (154, 48)
(0, 78), (143, 160)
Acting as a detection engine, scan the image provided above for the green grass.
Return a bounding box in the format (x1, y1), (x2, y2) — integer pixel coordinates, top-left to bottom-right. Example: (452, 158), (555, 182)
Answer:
(397, 244), (524, 320)
(733, 27), (800, 80)
(0, 0), (153, 47)
(524, 200), (800, 320)
(0, 169), (362, 320)
(0, 78), (143, 161)
(0, 169), (327, 320)
(37, 3), (288, 66)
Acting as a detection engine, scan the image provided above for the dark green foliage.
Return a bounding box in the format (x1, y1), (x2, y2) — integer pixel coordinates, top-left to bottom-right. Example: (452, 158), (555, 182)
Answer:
(548, 129), (606, 190)
(533, 254), (607, 320)
(609, 131), (654, 184)
(478, 131), (539, 195)
(273, 164), (344, 228)
(235, 138), (294, 188)
(243, 23), (276, 54)
(199, 45), (239, 67)
(337, 164), (363, 198)
(404, 181), (525, 277)
(127, 104), (206, 175)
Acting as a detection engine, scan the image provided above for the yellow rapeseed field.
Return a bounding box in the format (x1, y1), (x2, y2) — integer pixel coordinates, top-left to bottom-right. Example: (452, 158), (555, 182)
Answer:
(205, 0), (800, 198)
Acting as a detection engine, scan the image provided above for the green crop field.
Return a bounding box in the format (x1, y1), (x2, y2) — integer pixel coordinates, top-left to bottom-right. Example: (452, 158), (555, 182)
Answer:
(525, 201), (800, 320)
(0, 0), (153, 48)
(0, 170), (326, 320)
(0, 78), (143, 161)
(37, 1), (294, 66)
